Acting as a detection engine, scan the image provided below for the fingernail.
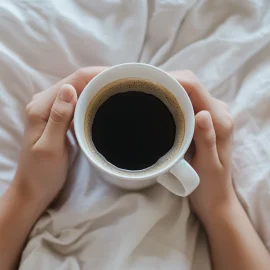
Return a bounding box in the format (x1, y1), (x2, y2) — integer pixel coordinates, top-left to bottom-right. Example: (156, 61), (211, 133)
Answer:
(198, 111), (212, 129)
(59, 84), (73, 102)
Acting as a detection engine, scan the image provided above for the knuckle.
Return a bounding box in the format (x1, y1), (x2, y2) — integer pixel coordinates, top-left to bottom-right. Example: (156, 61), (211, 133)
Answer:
(25, 102), (33, 115)
(25, 102), (47, 121)
(74, 68), (89, 80)
(70, 68), (90, 89)
(218, 113), (234, 136)
(216, 99), (229, 110)
(223, 113), (234, 132)
(184, 69), (196, 79)
(25, 102), (38, 120)
(32, 144), (54, 157)
(221, 101), (228, 110)
(50, 106), (68, 123)
(183, 70), (203, 91)
(184, 69), (198, 82)
(32, 144), (65, 159)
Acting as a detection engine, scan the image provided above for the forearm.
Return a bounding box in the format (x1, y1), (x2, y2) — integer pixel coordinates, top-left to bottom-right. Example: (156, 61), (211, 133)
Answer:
(203, 195), (270, 270)
(0, 180), (44, 270)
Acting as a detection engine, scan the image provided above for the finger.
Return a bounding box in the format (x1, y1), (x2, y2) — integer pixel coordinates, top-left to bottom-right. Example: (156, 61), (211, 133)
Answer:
(169, 70), (233, 165)
(169, 70), (215, 113)
(38, 84), (77, 150)
(214, 98), (228, 110)
(215, 112), (234, 167)
(69, 119), (77, 142)
(56, 66), (107, 96)
(32, 66), (107, 122)
(193, 111), (221, 166)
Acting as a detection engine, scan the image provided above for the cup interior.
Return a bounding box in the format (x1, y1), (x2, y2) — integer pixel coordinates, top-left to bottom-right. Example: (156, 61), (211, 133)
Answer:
(74, 63), (195, 180)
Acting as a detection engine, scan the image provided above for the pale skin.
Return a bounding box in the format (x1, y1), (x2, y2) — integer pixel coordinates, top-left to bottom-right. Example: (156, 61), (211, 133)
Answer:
(0, 68), (269, 270)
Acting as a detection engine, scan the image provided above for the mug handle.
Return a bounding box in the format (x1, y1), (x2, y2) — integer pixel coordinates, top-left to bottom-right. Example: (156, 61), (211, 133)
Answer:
(156, 159), (199, 196)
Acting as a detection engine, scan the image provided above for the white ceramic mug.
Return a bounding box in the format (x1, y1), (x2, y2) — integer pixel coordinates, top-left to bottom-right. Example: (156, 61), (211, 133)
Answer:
(74, 63), (199, 196)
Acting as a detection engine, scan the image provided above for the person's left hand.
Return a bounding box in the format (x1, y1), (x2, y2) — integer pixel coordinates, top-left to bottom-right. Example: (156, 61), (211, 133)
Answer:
(14, 67), (107, 211)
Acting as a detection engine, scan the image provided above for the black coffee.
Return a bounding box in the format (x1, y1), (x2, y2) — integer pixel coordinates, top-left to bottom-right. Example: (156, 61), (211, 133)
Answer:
(92, 91), (175, 170)
(85, 78), (185, 172)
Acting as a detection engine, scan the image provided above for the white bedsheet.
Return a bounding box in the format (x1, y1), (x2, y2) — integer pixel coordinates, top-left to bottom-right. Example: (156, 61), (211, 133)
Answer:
(0, 0), (269, 269)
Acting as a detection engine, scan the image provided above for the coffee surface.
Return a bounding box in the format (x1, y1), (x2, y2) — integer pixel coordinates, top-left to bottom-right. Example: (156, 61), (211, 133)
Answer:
(85, 78), (185, 173)
(92, 91), (175, 170)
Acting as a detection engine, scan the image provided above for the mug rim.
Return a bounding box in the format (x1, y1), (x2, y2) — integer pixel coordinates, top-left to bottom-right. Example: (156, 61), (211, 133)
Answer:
(74, 63), (195, 180)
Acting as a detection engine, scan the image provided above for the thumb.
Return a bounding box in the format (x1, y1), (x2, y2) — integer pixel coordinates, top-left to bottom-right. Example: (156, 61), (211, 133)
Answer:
(193, 111), (220, 166)
(40, 84), (77, 149)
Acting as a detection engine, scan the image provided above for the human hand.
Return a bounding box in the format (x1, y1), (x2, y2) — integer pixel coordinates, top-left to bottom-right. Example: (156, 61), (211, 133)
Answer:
(169, 70), (235, 224)
(14, 67), (107, 211)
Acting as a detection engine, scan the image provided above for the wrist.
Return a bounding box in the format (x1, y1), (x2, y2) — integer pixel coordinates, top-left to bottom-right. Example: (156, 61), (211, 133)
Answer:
(10, 176), (47, 218)
(200, 192), (243, 230)
(0, 179), (44, 269)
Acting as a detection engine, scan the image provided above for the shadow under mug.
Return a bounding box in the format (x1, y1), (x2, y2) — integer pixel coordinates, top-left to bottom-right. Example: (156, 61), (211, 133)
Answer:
(74, 63), (199, 196)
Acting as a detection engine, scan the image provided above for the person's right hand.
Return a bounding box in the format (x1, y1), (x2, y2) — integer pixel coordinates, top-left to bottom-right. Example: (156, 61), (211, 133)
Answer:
(169, 70), (235, 224)
(14, 67), (107, 211)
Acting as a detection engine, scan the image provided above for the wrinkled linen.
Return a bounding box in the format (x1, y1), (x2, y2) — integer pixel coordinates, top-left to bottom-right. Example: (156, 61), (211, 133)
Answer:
(0, 0), (269, 269)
